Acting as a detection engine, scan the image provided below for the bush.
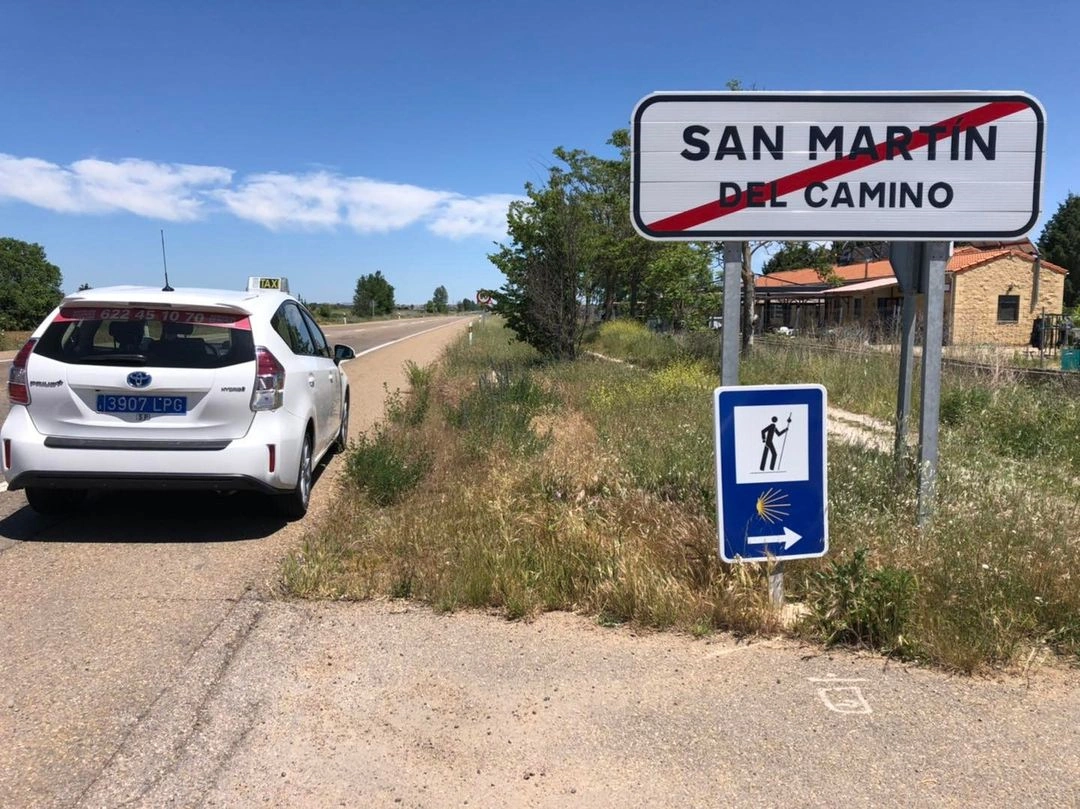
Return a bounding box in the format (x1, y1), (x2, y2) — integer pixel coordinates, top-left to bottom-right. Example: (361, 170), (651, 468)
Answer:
(386, 360), (434, 426)
(447, 365), (555, 456)
(803, 548), (917, 656)
(939, 385), (991, 426)
(343, 429), (429, 505)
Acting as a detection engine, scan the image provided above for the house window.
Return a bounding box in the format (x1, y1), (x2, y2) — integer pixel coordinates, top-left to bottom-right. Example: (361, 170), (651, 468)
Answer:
(997, 294), (1020, 323)
(853, 298), (863, 319)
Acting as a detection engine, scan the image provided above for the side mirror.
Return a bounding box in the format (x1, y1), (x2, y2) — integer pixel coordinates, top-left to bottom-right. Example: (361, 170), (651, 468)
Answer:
(334, 344), (356, 364)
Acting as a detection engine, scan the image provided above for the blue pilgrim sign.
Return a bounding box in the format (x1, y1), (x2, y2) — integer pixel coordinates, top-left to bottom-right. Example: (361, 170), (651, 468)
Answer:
(714, 384), (828, 563)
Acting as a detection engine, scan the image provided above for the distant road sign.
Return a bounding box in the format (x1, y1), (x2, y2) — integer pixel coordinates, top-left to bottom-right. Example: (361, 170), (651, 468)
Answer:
(714, 384), (828, 563)
(632, 91), (1045, 241)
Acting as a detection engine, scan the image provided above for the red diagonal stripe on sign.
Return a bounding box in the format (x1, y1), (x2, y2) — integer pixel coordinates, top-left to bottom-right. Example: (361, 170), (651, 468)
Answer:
(645, 100), (1030, 233)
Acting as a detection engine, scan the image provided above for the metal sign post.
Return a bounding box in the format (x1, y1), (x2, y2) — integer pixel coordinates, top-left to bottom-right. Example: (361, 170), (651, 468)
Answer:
(721, 242), (744, 387)
(889, 242), (922, 484)
(917, 242), (950, 526)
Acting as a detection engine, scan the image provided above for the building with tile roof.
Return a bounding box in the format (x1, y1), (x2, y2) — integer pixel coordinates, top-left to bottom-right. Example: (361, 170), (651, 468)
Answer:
(754, 240), (1066, 345)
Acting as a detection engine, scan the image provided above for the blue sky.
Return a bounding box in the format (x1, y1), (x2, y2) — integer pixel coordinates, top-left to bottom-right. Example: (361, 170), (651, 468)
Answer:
(1, 0), (1077, 305)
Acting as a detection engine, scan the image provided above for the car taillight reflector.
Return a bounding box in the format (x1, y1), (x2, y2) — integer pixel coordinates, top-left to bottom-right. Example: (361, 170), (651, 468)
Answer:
(268, 444), (276, 473)
(8, 338), (38, 405)
(3, 439), (10, 469)
(251, 346), (285, 411)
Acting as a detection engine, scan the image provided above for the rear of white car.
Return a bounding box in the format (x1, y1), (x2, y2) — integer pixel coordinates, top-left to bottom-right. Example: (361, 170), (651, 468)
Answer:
(1, 284), (351, 518)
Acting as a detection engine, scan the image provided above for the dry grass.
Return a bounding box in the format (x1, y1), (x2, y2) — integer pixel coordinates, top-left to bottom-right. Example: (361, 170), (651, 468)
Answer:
(283, 319), (1080, 673)
(283, 320), (781, 637)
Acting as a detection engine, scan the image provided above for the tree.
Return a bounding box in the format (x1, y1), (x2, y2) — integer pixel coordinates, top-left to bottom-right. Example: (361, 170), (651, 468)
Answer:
(77, 282), (92, 291)
(642, 244), (718, 329)
(490, 160), (593, 359)
(761, 243), (836, 275)
(1039, 193), (1080, 307)
(352, 271), (395, 317)
(458, 298), (480, 312)
(426, 285), (449, 314)
(0, 238), (63, 330)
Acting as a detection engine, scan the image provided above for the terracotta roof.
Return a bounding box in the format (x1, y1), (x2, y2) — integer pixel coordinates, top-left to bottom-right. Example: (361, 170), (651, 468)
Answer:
(949, 247), (1067, 276)
(756, 243), (1066, 290)
(756, 259), (894, 289)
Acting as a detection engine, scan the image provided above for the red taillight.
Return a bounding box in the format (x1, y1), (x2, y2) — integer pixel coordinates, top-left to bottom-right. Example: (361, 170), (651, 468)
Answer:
(8, 338), (38, 405)
(267, 444), (276, 473)
(251, 346), (285, 411)
(3, 439), (10, 469)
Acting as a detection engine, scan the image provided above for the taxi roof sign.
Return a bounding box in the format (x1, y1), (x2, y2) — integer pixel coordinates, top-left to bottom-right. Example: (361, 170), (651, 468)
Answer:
(247, 276), (290, 293)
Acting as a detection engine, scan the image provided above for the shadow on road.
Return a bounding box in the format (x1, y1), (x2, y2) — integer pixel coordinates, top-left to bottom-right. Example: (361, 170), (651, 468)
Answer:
(0, 457), (337, 544)
(0, 489), (292, 543)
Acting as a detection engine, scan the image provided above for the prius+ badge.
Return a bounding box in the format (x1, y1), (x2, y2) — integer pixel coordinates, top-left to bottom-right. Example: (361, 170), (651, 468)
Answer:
(127, 371), (152, 388)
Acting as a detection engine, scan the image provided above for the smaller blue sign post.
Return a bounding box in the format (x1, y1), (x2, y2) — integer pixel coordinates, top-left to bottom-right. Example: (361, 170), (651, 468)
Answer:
(714, 384), (828, 563)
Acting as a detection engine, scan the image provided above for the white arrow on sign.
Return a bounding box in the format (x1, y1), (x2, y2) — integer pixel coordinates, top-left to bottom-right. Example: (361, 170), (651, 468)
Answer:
(747, 526), (802, 550)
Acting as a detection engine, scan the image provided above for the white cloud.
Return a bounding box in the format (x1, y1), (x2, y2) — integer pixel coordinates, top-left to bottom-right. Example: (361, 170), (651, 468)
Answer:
(0, 151), (517, 239)
(341, 178), (452, 233)
(219, 172), (455, 233)
(0, 153), (231, 220)
(71, 159), (232, 221)
(428, 194), (519, 240)
(0, 155), (83, 212)
(217, 171), (344, 230)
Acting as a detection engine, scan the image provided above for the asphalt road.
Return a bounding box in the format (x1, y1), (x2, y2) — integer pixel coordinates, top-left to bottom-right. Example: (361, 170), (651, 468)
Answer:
(0, 316), (471, 807)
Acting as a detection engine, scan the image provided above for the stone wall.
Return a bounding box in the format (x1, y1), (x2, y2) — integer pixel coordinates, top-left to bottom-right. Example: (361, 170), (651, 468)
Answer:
(950, 254), (1065, 346)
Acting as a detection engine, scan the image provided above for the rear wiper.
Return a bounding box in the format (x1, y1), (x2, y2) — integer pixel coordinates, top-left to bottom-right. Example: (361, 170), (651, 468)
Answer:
(75, 354), (149, 365)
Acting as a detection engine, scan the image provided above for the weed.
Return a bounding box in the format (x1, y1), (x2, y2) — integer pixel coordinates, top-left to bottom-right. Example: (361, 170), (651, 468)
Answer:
(343, 428), (429, 505)
(803, 548), (917, 656)
(446, 365), (555, 456)
(386, 360), (434, 426)
(585, 319), (680, 368)
(939, 385), (991, 426)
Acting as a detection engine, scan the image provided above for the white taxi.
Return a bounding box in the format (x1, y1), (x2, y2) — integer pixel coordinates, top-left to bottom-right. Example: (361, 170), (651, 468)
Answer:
(1, 277), (354, 519)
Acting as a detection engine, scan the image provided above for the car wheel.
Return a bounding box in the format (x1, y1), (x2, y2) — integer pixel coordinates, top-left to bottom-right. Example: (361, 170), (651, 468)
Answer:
(277, 433), (313, 520)
(334, 396), (350, 453)
(26, 487), (87, 516)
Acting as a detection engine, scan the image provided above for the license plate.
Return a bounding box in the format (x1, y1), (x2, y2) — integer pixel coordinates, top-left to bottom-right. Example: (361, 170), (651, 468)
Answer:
(96, 395), (188, 415)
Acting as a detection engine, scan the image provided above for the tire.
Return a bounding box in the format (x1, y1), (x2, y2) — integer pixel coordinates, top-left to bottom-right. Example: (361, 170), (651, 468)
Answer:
(277, 433), (313, 520)
(333, 396), (350, 453)
(26, 487), (87, 516)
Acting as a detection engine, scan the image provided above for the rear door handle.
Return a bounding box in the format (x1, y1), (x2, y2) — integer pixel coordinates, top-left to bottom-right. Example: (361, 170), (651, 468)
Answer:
(308, 375), (316, 388)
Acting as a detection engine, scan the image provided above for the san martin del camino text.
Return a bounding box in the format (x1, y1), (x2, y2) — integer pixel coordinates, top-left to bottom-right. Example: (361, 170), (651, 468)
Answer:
(679, 123), (1000, 210)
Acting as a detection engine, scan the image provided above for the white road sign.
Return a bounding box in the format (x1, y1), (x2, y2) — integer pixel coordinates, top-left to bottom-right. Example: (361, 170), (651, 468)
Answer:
(632, 91), (1045, 240)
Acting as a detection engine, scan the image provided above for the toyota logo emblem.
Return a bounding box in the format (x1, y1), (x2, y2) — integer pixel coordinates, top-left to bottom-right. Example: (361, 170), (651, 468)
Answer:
(127, 371), (152, 388)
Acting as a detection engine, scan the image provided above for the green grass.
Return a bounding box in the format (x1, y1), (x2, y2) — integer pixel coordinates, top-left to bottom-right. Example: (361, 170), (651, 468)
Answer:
(283, 320), (1080, 673)
(585, 319), (681, 368)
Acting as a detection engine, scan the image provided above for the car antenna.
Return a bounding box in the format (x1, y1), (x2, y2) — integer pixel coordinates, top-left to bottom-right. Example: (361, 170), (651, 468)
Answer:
(160, 229), (174, 292)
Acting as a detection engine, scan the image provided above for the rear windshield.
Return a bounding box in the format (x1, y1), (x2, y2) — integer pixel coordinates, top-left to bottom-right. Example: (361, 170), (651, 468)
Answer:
(34, 307), (255, 369)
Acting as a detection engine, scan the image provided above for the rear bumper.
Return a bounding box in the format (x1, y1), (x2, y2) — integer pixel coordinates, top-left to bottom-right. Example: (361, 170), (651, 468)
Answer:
(7, 471), (281, 494)
(1, 406), (307, 494)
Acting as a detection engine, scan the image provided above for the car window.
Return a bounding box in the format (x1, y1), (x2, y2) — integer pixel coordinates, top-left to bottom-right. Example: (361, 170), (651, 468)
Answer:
(272, 303), (317, 356)
(299, 308), (331, 359)
(34, 308), (255, 369)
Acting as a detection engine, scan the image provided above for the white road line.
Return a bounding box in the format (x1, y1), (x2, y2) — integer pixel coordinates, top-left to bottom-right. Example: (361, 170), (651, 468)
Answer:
(351, 319), (465, 359)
